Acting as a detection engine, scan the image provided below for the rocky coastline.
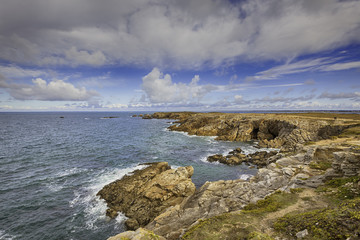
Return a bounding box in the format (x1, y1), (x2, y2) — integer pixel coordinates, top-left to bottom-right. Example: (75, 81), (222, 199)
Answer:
(103, 112), (360, 240)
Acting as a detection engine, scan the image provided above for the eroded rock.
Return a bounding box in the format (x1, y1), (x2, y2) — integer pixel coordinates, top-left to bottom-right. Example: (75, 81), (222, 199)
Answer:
(97, 162), (196, 230)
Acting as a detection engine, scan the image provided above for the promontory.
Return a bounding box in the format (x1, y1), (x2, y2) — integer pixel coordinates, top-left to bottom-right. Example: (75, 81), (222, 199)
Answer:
(100, 112), (360, 240)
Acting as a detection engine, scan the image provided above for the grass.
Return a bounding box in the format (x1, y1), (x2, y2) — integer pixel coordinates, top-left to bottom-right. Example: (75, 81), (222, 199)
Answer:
(274, 176), (360, 240)
(309, 160), (332, 171)
(339, 126), (360, 138)
(273, 198), (360, 240)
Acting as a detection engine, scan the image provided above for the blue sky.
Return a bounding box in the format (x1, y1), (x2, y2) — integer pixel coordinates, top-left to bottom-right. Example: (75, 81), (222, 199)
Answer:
(0, 0), (359, 111)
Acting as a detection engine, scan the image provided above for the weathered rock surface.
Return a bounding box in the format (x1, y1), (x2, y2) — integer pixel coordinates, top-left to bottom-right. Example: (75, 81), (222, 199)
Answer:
(208, 150), (278, 167)
(97, 162), (196, 230)
(145, 144), (355, 239)
(148, 112), (353, 151)
(108, 228), (165, 240)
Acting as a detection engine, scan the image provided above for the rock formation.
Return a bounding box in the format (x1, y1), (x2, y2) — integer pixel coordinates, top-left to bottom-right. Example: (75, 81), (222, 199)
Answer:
(145, 144), (357, 239)
(97, 162), (196, 230)
(146, 112), (353, 151)
(207, 149), (278, 167)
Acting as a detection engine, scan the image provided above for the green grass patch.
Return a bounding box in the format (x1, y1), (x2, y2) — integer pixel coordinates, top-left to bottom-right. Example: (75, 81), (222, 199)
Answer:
(273, 198), (360, 240)
(309, 160), (332, 171)
(243, 191), (298, 214)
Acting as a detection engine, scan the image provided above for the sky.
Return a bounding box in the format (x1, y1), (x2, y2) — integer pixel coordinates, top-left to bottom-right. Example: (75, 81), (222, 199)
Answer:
(0, 0), (360, 111)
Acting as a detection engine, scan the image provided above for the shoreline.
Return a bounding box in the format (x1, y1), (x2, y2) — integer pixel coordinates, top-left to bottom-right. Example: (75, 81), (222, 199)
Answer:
(106, 112), (360, 240)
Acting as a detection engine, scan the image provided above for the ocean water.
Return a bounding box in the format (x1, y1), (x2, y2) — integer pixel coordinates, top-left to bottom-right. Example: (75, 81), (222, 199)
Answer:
(0, 112), (260, 240)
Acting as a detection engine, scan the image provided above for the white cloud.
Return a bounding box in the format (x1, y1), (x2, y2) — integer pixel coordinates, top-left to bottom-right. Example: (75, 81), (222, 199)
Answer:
(141, 67), (216, 103)
(0, 0), (359, 68)
(8, 78), (99, 101)
(247, 58), (360, 81)
(318, 91), (360, 100)
(319, 61), (360, 71)
(0, 65), (46, 78)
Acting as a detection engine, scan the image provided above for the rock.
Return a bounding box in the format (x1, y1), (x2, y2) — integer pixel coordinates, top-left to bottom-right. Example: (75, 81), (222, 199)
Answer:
(296, 229), (308, 239)
(206, 150), (277, 167)
(108, 228), (166, 240)
(207, 154), (226, 163)
(132, 114), (137, 117)
(142, 114), (152, 119)
(97, 162), (195, 230)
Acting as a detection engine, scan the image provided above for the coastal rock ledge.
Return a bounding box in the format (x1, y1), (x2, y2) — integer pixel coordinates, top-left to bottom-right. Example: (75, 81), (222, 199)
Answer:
(97, 162), (195, 230)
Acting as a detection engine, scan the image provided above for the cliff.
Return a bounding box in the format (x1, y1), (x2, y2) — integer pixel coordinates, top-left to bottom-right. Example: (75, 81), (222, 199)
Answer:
(104, 112), (360, 240)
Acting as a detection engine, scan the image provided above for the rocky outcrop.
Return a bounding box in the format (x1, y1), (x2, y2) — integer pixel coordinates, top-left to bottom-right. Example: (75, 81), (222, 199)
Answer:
(147, 112), (352, 151)
(207, 149), (278, 167)
(145, 148), (329, 239)
(108, 228), (165, 240)
(97, 162), (196, 230)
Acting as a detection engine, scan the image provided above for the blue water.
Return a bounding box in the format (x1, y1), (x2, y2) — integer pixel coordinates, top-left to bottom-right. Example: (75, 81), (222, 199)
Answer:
(0, 112), (259, 240)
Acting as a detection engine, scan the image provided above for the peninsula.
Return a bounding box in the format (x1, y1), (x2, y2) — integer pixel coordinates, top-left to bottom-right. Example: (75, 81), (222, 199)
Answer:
(101, 112), (360, 240)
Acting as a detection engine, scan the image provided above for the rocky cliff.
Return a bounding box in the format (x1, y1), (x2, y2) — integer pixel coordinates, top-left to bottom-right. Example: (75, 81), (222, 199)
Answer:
(147, 112), (355, 151)
(97, 162), (195, 230)
(104, 112), (360, 239)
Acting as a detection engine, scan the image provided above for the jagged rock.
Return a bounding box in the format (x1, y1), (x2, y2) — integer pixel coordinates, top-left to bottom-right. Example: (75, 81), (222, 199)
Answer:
(97, 162), (196, 230)
(108, 228), (166, 240)
(207, 150), (277, 167)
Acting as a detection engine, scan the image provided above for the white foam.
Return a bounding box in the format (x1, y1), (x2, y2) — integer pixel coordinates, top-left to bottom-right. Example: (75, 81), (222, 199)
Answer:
(55, 167), (87, 178)
(46, 182), (63, 192)
(239, 174), (253, 181)
(69, 164), (147, 230)
(0, 230), (17, 240)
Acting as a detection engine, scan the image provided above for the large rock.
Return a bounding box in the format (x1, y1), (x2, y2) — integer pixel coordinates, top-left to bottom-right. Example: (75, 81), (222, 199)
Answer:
(97, 162), (196, 230)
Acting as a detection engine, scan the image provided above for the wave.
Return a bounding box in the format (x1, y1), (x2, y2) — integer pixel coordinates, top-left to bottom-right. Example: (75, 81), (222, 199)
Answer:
(69, 165), (147, 230)
(0, 230), (18, 240)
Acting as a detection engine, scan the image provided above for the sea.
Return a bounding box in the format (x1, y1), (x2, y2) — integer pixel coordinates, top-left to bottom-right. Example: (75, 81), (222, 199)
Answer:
(0, 112), (263, 240)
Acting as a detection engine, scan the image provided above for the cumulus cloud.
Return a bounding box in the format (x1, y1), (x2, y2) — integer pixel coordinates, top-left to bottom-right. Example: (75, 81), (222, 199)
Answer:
(7, 78), (99, 101)
(0, 0), (359, 68)
(141, 68), (216, 103)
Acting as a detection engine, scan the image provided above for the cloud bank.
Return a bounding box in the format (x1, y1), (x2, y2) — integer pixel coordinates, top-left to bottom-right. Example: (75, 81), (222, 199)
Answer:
(5, 78), (98, 101)
(0, 0), (359, 69)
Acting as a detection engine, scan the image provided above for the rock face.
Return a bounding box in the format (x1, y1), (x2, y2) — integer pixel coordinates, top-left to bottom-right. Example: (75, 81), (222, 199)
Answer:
(147, 112), (351, 151)
(97, 162), (196, 230)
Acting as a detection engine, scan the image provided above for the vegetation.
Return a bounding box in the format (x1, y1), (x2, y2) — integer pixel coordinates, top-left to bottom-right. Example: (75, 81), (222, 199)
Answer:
(273, 198), (360, 240)
(309, 160), (332, 171)
(339, 126), (360, 138)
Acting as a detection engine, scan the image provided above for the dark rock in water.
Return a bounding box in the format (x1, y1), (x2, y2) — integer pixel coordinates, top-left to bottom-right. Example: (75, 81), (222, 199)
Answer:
(207, 149), (278, 167)
(59, 116), (64, 118)
(132, 114), (137, 117)
(102, 116), (119, 119)
(207, 154), (226, 163)
(139, 114), (143, 117)
(97, 162), (196, 230)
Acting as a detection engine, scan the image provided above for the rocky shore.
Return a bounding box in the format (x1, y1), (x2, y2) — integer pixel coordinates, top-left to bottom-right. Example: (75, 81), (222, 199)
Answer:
(103, 112), (360, 239)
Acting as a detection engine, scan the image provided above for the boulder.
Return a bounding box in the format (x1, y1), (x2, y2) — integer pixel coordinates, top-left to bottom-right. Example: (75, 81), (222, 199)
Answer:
(97, 162), (196, 230)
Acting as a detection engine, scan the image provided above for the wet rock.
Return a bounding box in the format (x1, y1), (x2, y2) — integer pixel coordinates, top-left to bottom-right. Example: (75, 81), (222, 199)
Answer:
(97, 162), (195, 230)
